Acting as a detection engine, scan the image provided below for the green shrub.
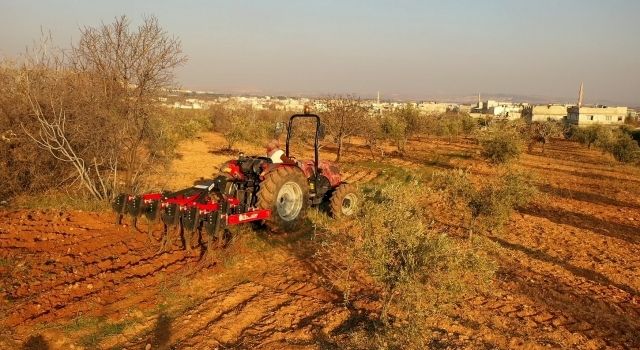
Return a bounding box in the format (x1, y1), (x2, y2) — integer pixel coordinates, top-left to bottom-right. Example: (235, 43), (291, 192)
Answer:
(630, 129), (640, 143)
(171, 109), (212, 140)
(610, 133), (640, 163)
(311, 181), (496, 349)
(569, 124), (614, 150)
(381, 106), (423, 154)
(478, 124), (523, 164)
(433, 169), (538, 233)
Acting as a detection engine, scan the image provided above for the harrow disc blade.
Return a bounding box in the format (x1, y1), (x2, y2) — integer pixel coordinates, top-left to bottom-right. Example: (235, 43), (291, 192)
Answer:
(161, 203), (179, 227)
(143, 199), (161, 222)
(146, 219), (157, 241)
(203, 211), (219, 236)
(114, 212), (124, 225)
(112, 193), (127, 224)
(127, 195), (143, 218)
(112, 193), (127, 213)
(182, 207), (199, 232)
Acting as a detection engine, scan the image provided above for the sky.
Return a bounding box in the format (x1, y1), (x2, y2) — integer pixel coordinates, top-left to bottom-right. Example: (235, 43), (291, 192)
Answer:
(1, 0), (639, 105)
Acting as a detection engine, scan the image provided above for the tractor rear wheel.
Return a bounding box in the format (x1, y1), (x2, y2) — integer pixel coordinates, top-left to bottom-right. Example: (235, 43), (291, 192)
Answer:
(257, 167), (309, 231)
(329, 183), (359, 218)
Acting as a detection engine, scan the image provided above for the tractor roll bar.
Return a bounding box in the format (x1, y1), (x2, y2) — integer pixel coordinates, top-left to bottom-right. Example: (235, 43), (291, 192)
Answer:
(285, 113), (321, 174)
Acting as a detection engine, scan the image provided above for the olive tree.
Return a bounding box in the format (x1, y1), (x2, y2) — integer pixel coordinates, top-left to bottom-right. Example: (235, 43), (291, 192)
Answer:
(478, 122), (523, 164)
(521, 121), (564, 153)
(381, 105), (422, 154)
(610, 132), (640, 163)
(210, 105), (247, 151)
(311, 182), (496, 349)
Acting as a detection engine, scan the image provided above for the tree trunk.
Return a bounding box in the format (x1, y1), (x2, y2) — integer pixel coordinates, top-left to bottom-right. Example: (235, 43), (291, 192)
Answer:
(336, 137), (343, 162)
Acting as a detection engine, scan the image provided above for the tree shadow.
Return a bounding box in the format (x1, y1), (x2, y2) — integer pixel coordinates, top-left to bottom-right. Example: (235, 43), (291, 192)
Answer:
(518, 205), (640, 244)
(537, 183), (640, 209)
(525, 163), (640, 185)
(402, 153), (458, 170)
(208, 148), (239, 156)
(503, 257), (640, 347)
(541, 141), (615, 166)
(151, 312), (172, 349)
(22, 335), (49, 350)
(491, 236), (639, 297)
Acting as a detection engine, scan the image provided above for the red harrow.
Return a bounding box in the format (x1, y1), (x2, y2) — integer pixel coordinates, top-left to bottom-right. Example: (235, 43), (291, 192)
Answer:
(113, 175), (272, 254)
(112, 113), (360, 257)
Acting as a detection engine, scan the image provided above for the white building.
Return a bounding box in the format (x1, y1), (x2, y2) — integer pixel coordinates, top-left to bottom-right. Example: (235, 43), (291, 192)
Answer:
(567, 106), (628, 126)
(471, 99), (525, 120)
(417, 102), (448, 115)
(523, 105), (571, 122)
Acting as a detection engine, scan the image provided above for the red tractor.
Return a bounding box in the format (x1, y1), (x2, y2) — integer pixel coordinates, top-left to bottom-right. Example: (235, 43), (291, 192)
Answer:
(113, 113), (359, 256)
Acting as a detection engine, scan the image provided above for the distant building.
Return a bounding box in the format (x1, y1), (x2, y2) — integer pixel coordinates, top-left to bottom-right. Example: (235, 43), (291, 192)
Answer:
(417, 102), (448, 115)
(457, 104), (472, 114)
(566, 82), (628, 126)
(519, 83), (630, 126)
(567, 106), (627, 126)
(488, 103), (524, 120)
(470, 98), (524, 120)
(523, 104), (570, 122)
(172, 101), (205, 110)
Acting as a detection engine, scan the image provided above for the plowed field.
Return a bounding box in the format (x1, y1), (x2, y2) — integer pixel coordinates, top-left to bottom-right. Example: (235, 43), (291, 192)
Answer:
(1, 133), (639, 349)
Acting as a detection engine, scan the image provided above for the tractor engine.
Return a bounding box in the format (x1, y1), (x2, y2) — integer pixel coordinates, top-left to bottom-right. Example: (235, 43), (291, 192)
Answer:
(215, 155), (271, 214)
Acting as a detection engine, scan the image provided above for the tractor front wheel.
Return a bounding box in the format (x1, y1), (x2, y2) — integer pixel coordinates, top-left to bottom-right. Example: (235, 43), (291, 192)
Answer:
(329, 183), (359, 218)
(257, 167), (310, 232)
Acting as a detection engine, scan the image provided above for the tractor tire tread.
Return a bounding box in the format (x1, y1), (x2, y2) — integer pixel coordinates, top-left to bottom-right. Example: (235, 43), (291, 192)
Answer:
(329, 183), (359, 218)
(257, 166), (309, 232)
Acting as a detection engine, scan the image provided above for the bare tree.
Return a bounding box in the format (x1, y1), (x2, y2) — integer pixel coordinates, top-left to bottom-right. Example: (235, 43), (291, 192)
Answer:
(323, 95), (368, 162)
(69, 15), (187, 192)
(360, 114), (385, 159)
(24, 97), (111, 200)
(0, 59), (67, 200)
(18, 16), (187, 200)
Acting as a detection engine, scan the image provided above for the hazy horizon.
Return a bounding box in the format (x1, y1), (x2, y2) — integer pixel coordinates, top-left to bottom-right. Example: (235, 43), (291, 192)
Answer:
(1, 0), (638, 105)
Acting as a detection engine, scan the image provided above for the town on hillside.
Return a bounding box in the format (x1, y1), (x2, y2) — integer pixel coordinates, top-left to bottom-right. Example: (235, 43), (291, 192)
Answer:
(163, 84), (638, 127)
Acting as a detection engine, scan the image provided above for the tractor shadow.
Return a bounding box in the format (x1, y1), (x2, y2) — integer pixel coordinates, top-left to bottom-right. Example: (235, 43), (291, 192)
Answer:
(251, 214), (386, 331)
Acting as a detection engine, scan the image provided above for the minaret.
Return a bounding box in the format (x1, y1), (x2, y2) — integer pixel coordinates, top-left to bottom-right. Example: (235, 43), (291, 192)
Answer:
(577, 82), (584, 108)
(477, 92), (482, 108)
(377, 91), (380, 105)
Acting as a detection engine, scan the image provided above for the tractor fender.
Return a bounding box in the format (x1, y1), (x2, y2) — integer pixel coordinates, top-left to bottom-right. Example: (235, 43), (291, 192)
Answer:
(259, 163), (301, 179)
